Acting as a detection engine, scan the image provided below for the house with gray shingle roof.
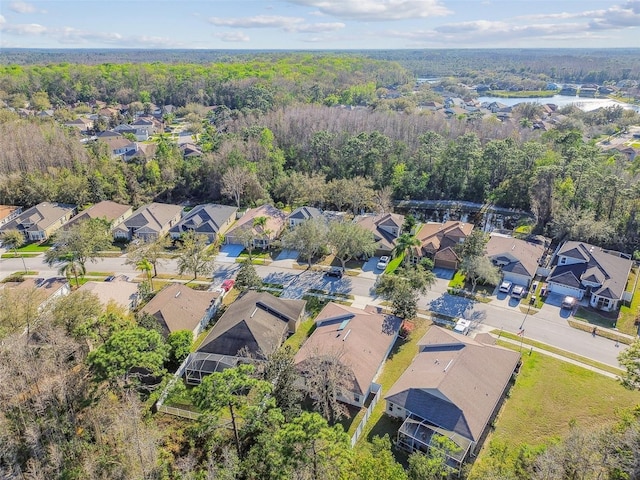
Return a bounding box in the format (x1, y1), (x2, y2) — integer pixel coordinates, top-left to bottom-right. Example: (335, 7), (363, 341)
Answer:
(295, 302), (402, 408)
(385, 326), (520, 468)
(169, 204), (237, 243)
(547, 241), (633, 311)
(112, 202), (182, 242)
(288, 206), (322, 228)
(184, 291), (306, 384)
(486, 234), (548, 287)
(0, 202), (76, 241)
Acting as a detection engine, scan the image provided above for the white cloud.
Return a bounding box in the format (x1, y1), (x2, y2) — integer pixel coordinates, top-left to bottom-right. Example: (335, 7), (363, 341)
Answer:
(209, 14), (344, 33)
(213, 31), (250, 42)
(209, 15), (305, 29)
(9, 1), (46, 14)
(0, 17), (178, 48)
(286, 0), (451, 21)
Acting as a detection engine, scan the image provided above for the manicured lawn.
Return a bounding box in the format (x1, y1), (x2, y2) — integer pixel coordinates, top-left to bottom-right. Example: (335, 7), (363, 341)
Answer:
(618, 266), (640, 335)
(484, 346), (640, 447)
(16, 243), (51, 252)
(1, 253), (40, 258)
(494, 330), (623, 375)
(354, 318), (432, 444)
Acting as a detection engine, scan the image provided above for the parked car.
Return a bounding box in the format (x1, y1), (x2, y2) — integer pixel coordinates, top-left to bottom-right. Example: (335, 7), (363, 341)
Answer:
(561, 296), (577, 309)
(221, 279), (236, 292)
(376, 256), (390, 270)
(325, 266), (344, 278)
(499, 281), (512, 293)
(511, 285), (525, 298)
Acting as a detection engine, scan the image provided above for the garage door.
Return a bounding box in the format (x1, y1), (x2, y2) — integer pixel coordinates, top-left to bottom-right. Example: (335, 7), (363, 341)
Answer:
(547, 282), (584, 299)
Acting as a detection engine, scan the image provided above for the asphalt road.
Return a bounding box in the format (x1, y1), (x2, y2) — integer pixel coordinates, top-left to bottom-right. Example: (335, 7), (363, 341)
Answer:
(0, 252), (629, 368)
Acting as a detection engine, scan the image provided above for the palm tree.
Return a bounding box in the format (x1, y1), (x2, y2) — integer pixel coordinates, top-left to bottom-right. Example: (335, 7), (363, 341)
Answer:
(393, 233), (421, 266)
(136, 258), (154, 290)
(57, 254), (86, 287)
(1, 229), (27, 273)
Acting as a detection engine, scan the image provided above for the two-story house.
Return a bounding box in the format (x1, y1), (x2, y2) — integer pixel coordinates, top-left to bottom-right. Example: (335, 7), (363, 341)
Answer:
(354, 213), (404, 257)
(411, 221), (474, 270)
(546, 241), (633, 311)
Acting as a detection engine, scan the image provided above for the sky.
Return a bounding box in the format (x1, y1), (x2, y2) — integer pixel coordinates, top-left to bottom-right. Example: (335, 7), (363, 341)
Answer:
(0, 0), (639, 50)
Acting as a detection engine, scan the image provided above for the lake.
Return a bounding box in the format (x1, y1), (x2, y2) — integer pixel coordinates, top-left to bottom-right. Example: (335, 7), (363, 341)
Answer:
(477, 95), (640, 112)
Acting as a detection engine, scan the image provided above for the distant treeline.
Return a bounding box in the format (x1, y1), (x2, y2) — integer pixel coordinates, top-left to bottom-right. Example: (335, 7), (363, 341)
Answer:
(0, 55), (409, 107)
(2, 48), (640, 84)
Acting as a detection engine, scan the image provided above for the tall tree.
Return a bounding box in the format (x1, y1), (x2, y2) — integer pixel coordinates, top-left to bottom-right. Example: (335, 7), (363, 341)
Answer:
(136, 258), (154, 290)
(393, 233), (421, 266)
(301, 350), (351, 423)
(328, 221), (377, 270)
(45, 218), (112, 283)
(1, 229), (27, 273)
(281, 217), (329, 267)
(87, 326), (168, 388)
(619, 339), (640, 390)
(176, 231), (215, 279)
(235, 260), (263, 290)
(126, 235), (170, 278)
(193, 364), (272, 456)
(375, 265), (435, 319)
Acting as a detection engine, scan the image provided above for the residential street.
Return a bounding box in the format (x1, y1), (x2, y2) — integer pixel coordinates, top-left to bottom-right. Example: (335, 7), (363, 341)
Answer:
(0, 251), (631, 368)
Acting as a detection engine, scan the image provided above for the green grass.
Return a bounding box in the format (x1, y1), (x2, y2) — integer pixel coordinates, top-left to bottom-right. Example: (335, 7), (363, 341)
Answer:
(16, 243), (50, 252)
(354, 318), (432, 444)
(567, 319), (633, 345)
(449, 271), (465, 289)
(284, 318), (316, 352)
(487, 89), (558, 98)
(85, 271), (115, 277)
(573, 307), (618, 329)
(485, 344), (639, 446)
(1, 253), (40, 258)
(493, 330), (623, 375)
(617, 266), (639, 335)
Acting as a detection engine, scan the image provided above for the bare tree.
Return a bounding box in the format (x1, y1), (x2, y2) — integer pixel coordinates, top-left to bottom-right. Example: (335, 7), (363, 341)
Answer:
(221, 165), (254, 208)
(300, 349), (352, 423)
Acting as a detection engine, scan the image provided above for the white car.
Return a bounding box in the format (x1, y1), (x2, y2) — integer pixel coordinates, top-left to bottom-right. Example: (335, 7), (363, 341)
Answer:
(376, 256), (390, 270)
(511, 285), (525, 298)
(499, 281), (512, 293)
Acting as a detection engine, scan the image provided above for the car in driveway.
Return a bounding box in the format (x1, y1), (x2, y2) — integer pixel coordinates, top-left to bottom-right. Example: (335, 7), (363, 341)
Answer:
(561, 296), (577, 309)
(511, 285), (525, 298)
(325, 266), (344, 278)
(376, 256), (390, 270)
(499, 281), (512, 294)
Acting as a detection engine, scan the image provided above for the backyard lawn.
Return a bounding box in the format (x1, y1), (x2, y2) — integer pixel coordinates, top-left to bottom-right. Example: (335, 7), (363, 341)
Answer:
(352, 317), (432, 444)
(470, 345), (640, 476)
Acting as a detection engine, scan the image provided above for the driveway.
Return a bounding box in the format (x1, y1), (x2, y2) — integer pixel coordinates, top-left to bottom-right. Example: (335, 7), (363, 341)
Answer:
(433, 267), (455, 280)
(217, 244), (244, 263)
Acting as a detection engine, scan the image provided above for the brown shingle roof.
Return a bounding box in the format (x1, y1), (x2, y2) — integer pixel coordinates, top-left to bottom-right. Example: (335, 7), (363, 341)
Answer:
(225, 204), (286, 241)
(415, 221), (473, 256)
(385, 326), (520, 442)
(65, 201), (132, 229)
(295, 303), (402, 395)
(140, 283), (220, 335)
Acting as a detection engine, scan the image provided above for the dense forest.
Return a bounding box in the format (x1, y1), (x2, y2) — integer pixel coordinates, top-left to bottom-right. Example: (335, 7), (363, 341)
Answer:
(2, 48), (640, 83)
(1, 53), (640, 252)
